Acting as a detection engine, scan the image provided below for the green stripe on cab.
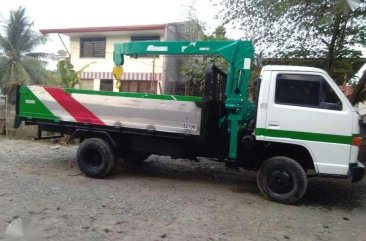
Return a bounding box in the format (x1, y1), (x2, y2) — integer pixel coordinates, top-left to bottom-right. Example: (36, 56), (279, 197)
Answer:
(255, 128), (352, 145)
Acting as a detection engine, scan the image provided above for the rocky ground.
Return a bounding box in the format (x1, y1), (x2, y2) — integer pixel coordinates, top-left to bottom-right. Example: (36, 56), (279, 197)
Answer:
(0, 137), (365, 241)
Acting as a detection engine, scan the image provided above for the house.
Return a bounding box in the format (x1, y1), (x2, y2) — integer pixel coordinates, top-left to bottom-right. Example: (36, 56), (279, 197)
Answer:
(40, 23), (189, 94)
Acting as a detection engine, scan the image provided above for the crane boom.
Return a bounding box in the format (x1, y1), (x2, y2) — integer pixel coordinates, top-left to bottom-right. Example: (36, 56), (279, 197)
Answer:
(113, 40), (255, 159)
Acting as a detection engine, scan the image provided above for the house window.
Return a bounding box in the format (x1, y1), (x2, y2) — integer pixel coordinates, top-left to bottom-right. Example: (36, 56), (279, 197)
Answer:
(131, 36), (160, 41)
(100, 79), (113, 91)
(275, 74), (342, 110)
(80, 37), (106, 58)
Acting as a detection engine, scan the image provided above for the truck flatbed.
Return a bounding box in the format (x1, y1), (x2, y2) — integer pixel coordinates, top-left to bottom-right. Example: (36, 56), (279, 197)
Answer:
(17, 85), (203, 136)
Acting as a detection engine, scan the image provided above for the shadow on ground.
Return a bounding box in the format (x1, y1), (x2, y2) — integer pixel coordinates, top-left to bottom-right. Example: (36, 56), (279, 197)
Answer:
(109, 156), (366, 209)
(301, 177), (365, 210)
(116, 157), (257, 187)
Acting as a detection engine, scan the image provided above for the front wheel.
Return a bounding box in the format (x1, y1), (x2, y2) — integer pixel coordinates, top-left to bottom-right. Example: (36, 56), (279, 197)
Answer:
(257, 156), (307, 204)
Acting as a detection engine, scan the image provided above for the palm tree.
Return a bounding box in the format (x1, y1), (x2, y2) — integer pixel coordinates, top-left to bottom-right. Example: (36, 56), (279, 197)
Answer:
(0, 7), (48, 95)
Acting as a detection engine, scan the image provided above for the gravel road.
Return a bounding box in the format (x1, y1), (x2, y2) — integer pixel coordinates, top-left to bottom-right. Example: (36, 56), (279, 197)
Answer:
(0, 137), (365, 241)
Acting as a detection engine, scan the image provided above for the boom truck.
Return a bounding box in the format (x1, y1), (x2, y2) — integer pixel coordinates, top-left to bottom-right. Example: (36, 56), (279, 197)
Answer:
(14, 40), (364, 204)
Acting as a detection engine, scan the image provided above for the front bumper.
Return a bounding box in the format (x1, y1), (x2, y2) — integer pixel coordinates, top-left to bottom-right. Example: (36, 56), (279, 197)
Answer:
(350, 161), (365, 183)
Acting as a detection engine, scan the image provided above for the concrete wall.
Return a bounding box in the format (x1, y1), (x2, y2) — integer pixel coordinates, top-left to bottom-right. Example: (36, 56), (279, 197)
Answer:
(163, 22), (190, 94)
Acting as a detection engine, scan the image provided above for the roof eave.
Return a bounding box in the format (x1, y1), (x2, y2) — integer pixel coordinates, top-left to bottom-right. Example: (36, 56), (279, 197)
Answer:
(40, 24), (167, 35)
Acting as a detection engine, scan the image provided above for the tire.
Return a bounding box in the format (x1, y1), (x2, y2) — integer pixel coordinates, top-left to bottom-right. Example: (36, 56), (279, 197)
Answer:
(257, 156), (307, 204)
(76, 138), (116, 178)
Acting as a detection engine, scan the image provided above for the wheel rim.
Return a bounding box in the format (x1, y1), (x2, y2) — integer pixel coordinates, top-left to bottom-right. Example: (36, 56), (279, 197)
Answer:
(84, 149), (103, 169)
(267, 169), (294, 194)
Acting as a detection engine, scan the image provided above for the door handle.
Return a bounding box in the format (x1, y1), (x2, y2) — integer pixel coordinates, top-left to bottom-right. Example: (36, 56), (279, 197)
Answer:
(268, 121), (280, 127)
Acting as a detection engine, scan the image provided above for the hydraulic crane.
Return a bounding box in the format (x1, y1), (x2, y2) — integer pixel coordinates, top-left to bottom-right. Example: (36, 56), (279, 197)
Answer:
(113, 40), (255, 159)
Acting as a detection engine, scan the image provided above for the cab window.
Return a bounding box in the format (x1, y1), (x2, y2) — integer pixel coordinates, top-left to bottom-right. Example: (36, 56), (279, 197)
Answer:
(275, 74), (342, 111)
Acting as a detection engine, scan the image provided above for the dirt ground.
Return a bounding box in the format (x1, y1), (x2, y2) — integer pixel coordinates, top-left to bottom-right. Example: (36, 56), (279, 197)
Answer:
(0, 137), (365, 241)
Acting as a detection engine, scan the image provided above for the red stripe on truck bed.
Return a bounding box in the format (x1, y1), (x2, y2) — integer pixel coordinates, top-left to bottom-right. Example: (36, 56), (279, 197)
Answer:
(44, 87), (105, 126)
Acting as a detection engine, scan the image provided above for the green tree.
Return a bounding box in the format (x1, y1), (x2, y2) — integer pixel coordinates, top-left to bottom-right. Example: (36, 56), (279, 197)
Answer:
(57, 58), (94, 88)
(218, 1), (365, 76)
(204, 26), (228, 41)
(176, 1), (206, 96)
(204, 26), (230, 71)
(0, 7), (48, 94)
(218, 0), (366, 104)
(181, 0), (206, 40)
(180, 25), (231, 96)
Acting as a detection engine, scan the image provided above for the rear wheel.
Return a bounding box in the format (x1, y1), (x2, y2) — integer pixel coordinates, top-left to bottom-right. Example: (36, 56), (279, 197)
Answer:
(257, 156), (307, 204)
(76, 138), (116, 178)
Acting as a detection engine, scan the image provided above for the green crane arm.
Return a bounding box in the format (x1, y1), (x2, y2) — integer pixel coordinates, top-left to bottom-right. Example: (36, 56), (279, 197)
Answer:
(113, 40), (255, 160)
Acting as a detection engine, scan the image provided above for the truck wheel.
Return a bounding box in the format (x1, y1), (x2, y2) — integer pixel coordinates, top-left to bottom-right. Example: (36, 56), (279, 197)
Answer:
(76, 138), (116, 178)
(257, 156), (307, 204)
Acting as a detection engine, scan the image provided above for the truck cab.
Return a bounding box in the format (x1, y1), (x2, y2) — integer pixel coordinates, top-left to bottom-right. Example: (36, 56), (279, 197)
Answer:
(255, 65), (361, 175)
(246, 65), (364, 203)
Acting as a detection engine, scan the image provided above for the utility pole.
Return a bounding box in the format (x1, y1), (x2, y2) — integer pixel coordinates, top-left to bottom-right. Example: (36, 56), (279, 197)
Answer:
(151, 55), (156, 93)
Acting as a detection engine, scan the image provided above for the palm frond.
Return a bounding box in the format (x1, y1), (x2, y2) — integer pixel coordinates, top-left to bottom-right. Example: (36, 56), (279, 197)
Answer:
(20, 34), (48, 54)
(0, 7), (48, 93)
(21, 56), (48, 84)
(75, 62), (95, 76)
(0, 65), (11, 90)
(26, 52), (54, 60)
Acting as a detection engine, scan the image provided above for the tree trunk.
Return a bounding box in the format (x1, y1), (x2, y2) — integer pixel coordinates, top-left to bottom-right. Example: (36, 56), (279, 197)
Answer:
(349, 70), (366, 105)
(325, 14), (342, 76)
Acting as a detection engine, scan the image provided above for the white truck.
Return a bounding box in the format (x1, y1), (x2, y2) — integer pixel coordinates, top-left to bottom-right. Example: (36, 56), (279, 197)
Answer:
(15, 40), (364, 204)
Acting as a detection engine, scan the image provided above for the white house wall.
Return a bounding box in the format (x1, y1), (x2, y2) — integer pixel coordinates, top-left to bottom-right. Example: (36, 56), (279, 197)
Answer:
(70, 35), (164, 76)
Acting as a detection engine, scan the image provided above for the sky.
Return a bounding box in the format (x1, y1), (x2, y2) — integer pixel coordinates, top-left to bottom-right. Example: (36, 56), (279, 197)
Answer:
(0, 0), (364, 74)
(0, 0), (239, 57)
(0, 0), (222, 29)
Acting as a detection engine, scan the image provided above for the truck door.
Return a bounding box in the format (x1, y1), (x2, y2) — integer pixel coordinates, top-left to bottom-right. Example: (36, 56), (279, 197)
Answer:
(261, 71), (353, 175)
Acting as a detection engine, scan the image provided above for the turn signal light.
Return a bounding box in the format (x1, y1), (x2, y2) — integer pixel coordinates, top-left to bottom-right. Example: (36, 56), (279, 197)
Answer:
(352, 136), (363, 146)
